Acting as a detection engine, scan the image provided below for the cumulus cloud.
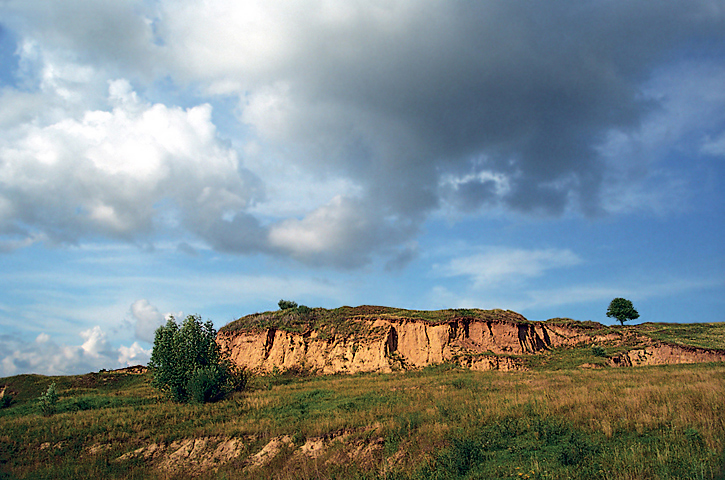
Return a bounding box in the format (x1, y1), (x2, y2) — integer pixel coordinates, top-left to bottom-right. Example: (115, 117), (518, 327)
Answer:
(268, 195), (418, 268)
(0, 78), (263, 246)
(118, 342), (151, 366)
(0, 0), (723, 267)
(130, 299), (172, 343)
(0, 327), (150, 376)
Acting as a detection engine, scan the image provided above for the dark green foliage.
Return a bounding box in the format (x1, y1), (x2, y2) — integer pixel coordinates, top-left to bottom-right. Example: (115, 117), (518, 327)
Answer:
(278, 299), (298, 310)
(0, 393), (12, 409)
(296, 304), (311, 315)
(278, 299), (312, 316)
(187, 364), (227, 404)
(38, 382), (58, 416)
(591, 346), (607, 357)
(607, 298), (640, 325)
(149, 314), (243, 403)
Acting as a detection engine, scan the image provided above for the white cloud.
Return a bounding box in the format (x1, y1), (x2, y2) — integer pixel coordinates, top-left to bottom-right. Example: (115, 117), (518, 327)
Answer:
(437, 247), (582, 288)
(35, 332), (50, 343)
(0, 327), (148, 376)
(0, 79), (262, 246)
(80, 326), (111, 358)
(118, 342), (151, 366)
(130, 299), (180, 343)
(431, 274), (723, 315)
(269, 196), (370, 265)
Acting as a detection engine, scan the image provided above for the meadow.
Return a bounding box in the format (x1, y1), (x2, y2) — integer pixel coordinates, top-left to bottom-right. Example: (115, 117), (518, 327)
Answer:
(1, 353), (724, 479)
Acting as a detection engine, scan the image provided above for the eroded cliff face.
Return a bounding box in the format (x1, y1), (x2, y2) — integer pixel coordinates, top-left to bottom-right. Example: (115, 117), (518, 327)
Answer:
(216, 314), (623, 374)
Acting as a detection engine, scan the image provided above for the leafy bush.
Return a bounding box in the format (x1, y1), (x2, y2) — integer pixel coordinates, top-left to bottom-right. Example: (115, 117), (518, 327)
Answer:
(278, 299), (312, 316)
(149, 314), (244, 403)
(38, 383), (58, 416)
(0, 393), (12, 409)
(278, 299), (298, 310)
(188, 365), (234, 404)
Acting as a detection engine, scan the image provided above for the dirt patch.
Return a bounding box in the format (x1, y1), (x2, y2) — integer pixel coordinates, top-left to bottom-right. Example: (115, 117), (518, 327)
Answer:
(116, 437), (244, 476)
(609, 344), (725, 367)
(115, 429), (393, 476)
(249, 435), (293, 467)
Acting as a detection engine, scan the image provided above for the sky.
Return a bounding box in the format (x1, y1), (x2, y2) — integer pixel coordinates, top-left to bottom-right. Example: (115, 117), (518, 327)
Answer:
(1, 1), (724, 376)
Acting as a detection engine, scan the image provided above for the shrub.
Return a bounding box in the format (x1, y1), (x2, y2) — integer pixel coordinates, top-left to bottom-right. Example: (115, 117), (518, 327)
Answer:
(149, 314), (244, 403)
(278, 299), (298, 310)
(187, 365), (227, 404)
(279, 299), (313, 316)
(38, 382), (58, 416)
(0, 393), (12, 409)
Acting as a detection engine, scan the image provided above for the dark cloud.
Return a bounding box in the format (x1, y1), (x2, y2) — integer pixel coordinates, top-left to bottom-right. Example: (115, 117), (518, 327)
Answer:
(271, 1), (723, 217)
(0, 0), (723, 268)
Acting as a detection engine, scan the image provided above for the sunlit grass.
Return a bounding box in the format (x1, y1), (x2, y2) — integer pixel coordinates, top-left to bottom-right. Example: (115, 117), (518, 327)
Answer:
(636, 322), (725, 350)
(1, 361), (724, 479)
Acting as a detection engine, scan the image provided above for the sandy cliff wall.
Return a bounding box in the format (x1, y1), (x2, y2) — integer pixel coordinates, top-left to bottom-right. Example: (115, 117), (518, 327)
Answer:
(217, 316), (624, 374)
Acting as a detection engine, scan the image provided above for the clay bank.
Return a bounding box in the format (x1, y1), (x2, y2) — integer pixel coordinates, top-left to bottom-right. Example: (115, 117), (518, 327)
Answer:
(216, 306), (725, 374)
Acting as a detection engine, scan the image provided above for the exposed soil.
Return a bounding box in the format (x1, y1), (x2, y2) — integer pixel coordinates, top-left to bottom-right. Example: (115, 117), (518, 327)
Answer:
(113, 428), (389, 476)
(218, 309), (724, 375)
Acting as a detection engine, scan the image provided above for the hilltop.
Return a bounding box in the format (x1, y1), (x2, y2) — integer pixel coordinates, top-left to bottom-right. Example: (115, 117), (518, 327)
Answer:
(218, 306), (725, 374)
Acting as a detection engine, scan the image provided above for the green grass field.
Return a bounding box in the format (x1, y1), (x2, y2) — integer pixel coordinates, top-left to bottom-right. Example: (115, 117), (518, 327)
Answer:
(2, 353), (724, 479)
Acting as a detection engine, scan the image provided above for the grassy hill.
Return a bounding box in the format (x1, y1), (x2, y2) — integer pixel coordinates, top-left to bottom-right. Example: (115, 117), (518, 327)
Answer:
(2, 330), (724, 479)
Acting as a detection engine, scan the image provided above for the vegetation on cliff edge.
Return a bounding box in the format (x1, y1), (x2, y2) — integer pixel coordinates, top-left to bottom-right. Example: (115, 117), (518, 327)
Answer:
(219, 305), (530, 337)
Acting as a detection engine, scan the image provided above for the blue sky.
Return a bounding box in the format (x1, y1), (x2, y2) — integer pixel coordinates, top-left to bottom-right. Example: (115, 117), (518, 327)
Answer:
(1, 1), (723, 376)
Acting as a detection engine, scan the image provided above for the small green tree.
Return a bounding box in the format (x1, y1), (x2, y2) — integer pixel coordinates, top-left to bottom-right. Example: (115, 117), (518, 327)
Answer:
(606, 298), (639, 326)
(149, 314), (242, 403)
(278, 299), (298, 310)
(38, 382), (58, 416)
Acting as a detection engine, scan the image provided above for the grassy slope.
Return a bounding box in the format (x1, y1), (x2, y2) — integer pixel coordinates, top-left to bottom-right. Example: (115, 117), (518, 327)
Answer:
(635, 322), (725, 350)
(2, 311), (723, 479)
(2, 356), (725, 479)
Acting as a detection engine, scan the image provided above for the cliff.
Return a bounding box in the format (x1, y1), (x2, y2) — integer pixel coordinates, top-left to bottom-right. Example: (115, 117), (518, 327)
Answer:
(216, 306), (724, 374)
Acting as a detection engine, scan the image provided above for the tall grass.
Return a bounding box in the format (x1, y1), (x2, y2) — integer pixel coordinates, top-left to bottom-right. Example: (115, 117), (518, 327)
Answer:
(1, 362), (724, 479)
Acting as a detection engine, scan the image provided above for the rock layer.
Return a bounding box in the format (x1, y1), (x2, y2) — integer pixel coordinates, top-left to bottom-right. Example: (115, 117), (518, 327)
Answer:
(217, 312), (620, 374)
(608, 344), (725, 367)
(217, 308), (725, 374)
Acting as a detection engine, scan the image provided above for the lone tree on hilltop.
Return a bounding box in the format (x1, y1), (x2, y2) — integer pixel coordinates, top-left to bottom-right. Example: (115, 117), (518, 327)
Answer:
(606, 298), (639, 326)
